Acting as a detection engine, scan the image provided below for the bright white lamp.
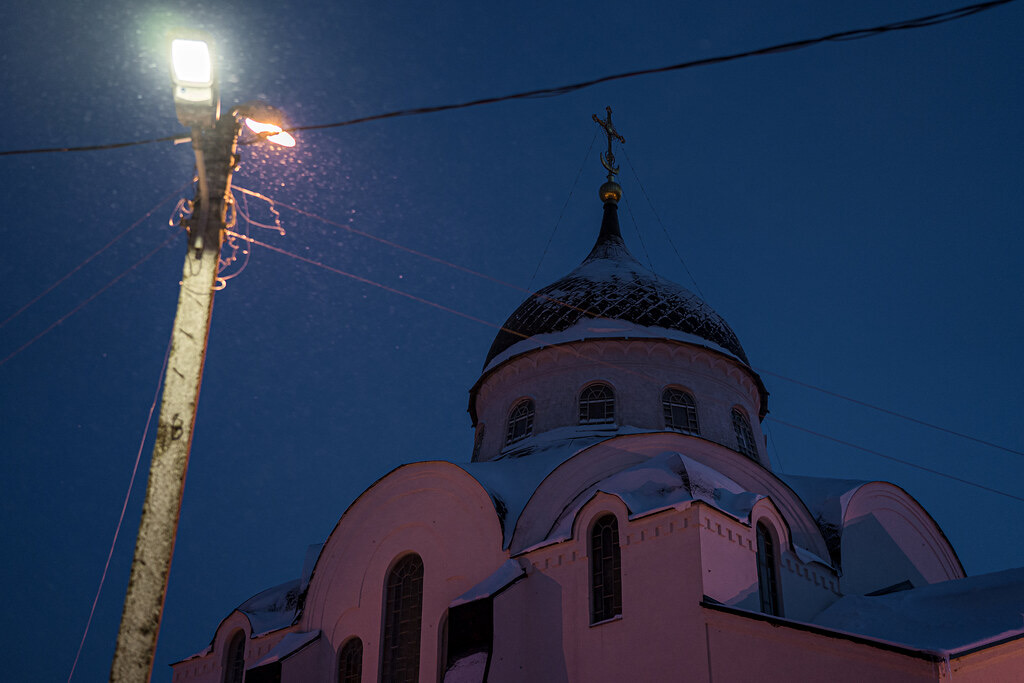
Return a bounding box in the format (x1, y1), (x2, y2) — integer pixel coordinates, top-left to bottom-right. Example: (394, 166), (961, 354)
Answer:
(169, 31), (219, 128)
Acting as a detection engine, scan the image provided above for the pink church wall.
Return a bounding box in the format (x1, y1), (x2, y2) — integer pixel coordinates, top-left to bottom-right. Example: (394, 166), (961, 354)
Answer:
(703, 606), (941, 682)
(471, 340), (767, 465)
(490, 494), (713, 682)
(299, 462), (508, 682)
(947, 639), (1024, 681)
(840, 483), (964, 595)
(171, 612), (296, 683)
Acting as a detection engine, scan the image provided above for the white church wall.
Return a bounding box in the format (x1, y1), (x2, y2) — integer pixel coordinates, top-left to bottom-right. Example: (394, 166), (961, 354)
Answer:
(471, 340), (765, 464)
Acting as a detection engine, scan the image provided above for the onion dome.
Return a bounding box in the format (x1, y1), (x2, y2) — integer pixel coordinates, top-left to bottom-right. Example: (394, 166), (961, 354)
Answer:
(483, 197), (751, 369)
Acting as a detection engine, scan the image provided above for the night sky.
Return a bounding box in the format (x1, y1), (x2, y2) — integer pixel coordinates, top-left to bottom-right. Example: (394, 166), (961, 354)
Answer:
(2, 1), (1022, 681)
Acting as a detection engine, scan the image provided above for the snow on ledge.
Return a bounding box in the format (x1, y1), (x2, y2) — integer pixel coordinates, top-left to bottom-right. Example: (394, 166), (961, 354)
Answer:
(482, 317), (743, 374)
(449, 559), (526, 607)
(250, 630), (321, 668)
(442, 651), (488, 683)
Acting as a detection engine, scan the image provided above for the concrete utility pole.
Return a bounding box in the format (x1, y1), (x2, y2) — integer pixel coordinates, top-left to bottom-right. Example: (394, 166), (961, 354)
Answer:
(109, 114), (239, 683)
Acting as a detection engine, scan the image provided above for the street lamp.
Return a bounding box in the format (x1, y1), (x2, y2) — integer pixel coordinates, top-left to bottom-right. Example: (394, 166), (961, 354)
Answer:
(169, 33), (219, 129)
(109, 29), (295, 683)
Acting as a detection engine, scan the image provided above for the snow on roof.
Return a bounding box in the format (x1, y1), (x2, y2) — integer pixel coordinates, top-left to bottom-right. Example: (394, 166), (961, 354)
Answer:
(779, 473), (868, 565)
(781, 474), (867, 529)
(237, 578), (302, 635)
(449, 559), (526, 607)
(442, 651), (488, 683)
(482, 201), (751, 369)
(482, 317), (742, 374)
(460, 425), (655, 548)
(249, 630), (321, 668)
(812, 566), (1024, 654)
(544, 451), (764, 544)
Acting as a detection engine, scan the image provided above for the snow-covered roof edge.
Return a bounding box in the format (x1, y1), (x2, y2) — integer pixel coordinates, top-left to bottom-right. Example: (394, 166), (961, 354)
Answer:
(482, 318), (743, 374)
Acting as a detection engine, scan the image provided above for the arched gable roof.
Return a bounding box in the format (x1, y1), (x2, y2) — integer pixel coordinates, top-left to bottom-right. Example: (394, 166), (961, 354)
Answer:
(503, 431), (832, 561)
(783, 475), (965, 580)
(301, 460), (506, 633)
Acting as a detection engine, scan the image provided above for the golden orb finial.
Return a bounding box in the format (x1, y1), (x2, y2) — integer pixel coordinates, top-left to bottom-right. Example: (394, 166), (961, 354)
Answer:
(599, 180), (622, 204)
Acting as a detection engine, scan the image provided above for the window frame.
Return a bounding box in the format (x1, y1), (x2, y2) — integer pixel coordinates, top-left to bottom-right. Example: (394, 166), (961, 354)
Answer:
(662, 387), (700, 435)
(338, 636), (362, 683)
(578, 383), (616, 425)
(222, 630), (246, 683)
(380, 554), (424, 683)
(588, 513), (623, 624)
(756, 521), (782, 617)
(732, 408), (758, 461)
(505, 399), (535, 445)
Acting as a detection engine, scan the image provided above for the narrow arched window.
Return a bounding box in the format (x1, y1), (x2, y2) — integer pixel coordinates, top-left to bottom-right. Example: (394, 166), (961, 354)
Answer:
(338, 637), (362, 683)
(732, 409), (758, 461)
(223, 631), (245, 683)
(381, 554), (424, 683)
(589, 514), (622, 623)
(505, 399), (534, 445)
(756, 522), (781, 616)
(663, 388), (699, 434)
(579, 384), (615, 424)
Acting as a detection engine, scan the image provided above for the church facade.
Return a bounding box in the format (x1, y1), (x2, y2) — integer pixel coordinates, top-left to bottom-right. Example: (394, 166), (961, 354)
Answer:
(171, 125), (1024, 682)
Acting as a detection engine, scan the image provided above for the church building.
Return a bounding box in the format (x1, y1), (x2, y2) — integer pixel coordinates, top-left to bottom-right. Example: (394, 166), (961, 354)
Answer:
(171, 113), (1024, 682)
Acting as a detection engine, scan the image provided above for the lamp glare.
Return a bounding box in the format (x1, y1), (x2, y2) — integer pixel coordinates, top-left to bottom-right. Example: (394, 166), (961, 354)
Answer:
(245, 118), (296, 147)
(171, 39), (212, 85)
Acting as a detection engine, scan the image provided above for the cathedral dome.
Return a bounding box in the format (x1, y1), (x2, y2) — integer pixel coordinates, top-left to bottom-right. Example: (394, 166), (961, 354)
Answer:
(483, 200), (751, 369)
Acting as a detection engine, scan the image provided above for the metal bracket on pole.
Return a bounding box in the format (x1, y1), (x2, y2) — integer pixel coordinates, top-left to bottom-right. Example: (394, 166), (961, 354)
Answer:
(110, 114), (239, 683)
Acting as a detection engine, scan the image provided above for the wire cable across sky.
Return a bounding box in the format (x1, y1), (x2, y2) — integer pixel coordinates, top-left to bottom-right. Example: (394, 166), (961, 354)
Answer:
(0, 0), (1016, 157)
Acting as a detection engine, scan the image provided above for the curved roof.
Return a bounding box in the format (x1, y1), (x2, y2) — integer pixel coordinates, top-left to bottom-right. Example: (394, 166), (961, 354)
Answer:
(483, 201), (751, 368)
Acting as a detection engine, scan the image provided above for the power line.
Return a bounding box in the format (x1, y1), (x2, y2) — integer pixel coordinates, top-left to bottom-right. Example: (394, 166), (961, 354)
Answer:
(528, 132), (596, 291)
(767, 417), (1024, 503)
(622, 149), (706, 299)
(67, 333), (172, 683)
(0, 0), (1015, 157)
(232, 227), (1022, 504)
(0, 231), (181, 368)
(240, 187), (1024, 460)
(0, 184), (187, 331)
(757, 368), (1024, 457)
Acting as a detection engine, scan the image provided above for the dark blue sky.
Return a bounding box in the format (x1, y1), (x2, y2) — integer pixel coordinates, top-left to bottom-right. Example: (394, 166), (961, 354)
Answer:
(2, 1), (1022, 680)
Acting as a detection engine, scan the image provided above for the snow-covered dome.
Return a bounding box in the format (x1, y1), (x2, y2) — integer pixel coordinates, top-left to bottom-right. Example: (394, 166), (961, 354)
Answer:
(483, 200), (751, 368)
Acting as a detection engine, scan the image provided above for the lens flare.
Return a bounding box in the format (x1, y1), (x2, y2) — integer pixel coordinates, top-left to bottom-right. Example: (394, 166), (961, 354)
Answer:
(244, 118), (296, 147)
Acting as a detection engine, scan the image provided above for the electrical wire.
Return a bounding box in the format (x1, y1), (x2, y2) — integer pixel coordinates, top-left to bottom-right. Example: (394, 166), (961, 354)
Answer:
(232, 229), (1022, 503)
(0, 184), (188, 331)
(66, 332), (172, 683)
(232, 186), (605, 320)
(622, 149), (705, 299)
(0, 0), (1015, 157)
(527, 132), (596, 291)
(0, 231), (182, 368)
(767, 417), (1024, 503)
(237, 187), (1024, 460)
(757, 368), (1024, 457)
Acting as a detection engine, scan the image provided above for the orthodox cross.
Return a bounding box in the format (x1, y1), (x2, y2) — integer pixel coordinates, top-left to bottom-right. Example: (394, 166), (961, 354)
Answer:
(592, 106), (625, 181)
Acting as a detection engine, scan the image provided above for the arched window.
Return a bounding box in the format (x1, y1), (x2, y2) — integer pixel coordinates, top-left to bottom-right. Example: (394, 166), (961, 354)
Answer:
(589, 514), (622, 623)
(663, 388), (700, 434)
(338, 637), (362, 683)
(579, 384), (615, 424)
(505, 399), (534, 445)
(381, 554), (424, 683)
(756, 522), (781, 616)
(223, 631), (245, 683)
(732, 409), (758, 461)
